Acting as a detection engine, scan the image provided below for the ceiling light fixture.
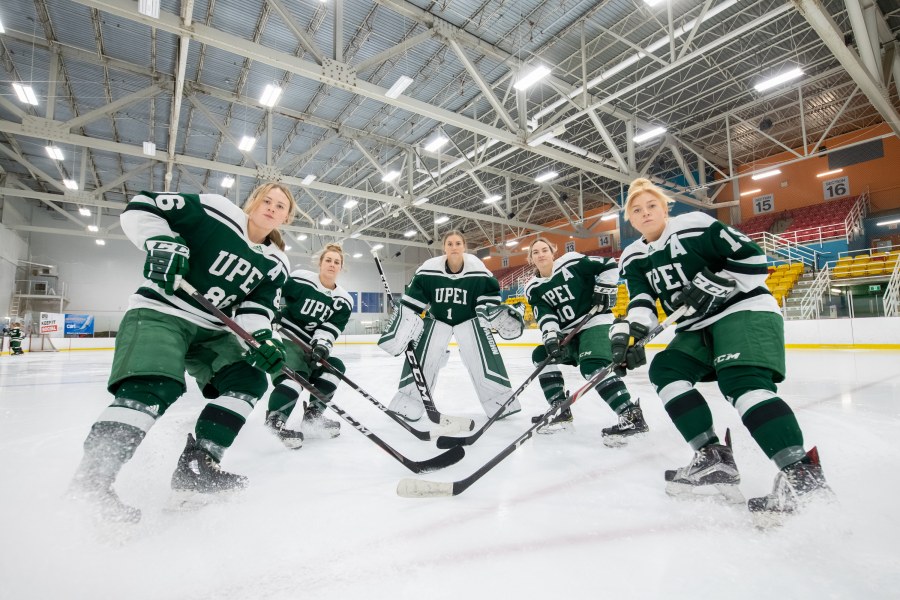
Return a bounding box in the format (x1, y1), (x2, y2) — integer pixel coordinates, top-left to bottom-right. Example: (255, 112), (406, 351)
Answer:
(45, 146), (64, 160)
(514, 65), (551, 91)
(352, 253), (363, 259)
(534, 171), (558, 183)
(740, 188), (762, 197)
(876, 218), (900, 227)
(633, 126), (667, 143)
(221, 176), (235, 188)
(320, 217), (332, 225)
(87, 225), (99, 233)
(600, 213), (618, 221)
(95, 239), (106, 246)
(483, 194), (502, 204)
(403, 230), (416, 238)
(64, 179), (79, 191)
(816, 169), (843, 178)
(385, 75), (414, 99)
(381, 170), (401, 183)
(301, 174), (316, 185)
(751, 169), (781, 181)
(434, 216), (449, 224)
(78, 207), (91, 216)
(284, 245), (292, 251)
(413, 197), (429, 206)
(297, 234), (308, 241)
(344, 199), (359, 209)
(142, 141), (156, 156)
(505, 239), (519, 247)
(754, 68), (804, 92)
(424, 134), (449, 153)
(238, 136), (256, 152)
(372, 243), (384, 251)
(12, 83), (39, 105)
(138, 0), (160, 19)
(259, 84), (283, 108)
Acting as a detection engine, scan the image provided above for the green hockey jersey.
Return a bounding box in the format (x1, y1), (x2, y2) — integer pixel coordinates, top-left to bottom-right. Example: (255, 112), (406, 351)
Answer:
(525, 252), (619, 335)
(619, 212), (778, 332)
(9, 327), (23, 341)
(279, 269), (353, 347)
(401, 253), (501, 326)
(120, 192), (290, 333)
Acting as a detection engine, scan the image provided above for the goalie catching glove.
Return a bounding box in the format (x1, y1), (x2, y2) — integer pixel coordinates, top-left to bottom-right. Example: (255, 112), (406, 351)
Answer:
(609, 318), (649, 374)
(244, 329), (287, 375)
(477, 304), (526, 340)
(144, 235), (190, 295)
(378, 302), (424, 356)
(673, 267), (736, 318)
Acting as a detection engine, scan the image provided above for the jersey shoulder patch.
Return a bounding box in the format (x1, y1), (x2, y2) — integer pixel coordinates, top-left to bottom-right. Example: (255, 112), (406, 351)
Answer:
(668, 211), (716, 233)
(332, 284), (354, 310)
(620, 240), (649, 272)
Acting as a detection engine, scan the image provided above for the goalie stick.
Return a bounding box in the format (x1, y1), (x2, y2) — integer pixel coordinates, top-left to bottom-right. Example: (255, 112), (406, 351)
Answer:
(435, 305), (601, 449)
(277, 327), (466, 440)
(396, 305), (689, 496)
(372, 253), (474, 432)
(179, 281), (464, 474)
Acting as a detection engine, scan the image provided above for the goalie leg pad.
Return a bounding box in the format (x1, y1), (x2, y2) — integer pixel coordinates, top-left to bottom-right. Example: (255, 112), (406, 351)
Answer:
(455, 319), (517, 417)
(378, 303), (425, 356)
(389, 319), (453, 421)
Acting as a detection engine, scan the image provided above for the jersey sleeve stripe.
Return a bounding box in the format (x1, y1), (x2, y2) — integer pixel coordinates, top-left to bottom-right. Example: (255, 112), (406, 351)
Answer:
(724, 260), (769, 275)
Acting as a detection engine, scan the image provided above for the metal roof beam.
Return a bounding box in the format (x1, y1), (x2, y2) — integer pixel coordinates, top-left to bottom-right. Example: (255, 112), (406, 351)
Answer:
(63, 83), (167, 132)
(267, 0), (326, 65)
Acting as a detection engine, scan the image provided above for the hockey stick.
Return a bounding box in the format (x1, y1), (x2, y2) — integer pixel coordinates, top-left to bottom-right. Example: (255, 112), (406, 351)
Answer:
(372, 253), (474, 432)
(277, 327), (459, 441)
(178, 281), (464, 474)
(435, 305), (602, 449)
(396, 305), (689, 496)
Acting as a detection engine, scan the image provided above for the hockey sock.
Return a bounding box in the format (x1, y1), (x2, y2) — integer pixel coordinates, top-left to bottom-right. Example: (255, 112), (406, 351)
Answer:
(195, 362), (267, 460)
(718, 366), (804, 469)
(309, 368), (340, 411)
(659, 382), (718, 450)
(268, 383), (302, 419)
(591, 371), (631, 414)
(537, 370), (566, 405)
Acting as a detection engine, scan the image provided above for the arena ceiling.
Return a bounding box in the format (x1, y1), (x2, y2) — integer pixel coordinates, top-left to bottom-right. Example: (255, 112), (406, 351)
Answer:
(0, 0), (898, 258)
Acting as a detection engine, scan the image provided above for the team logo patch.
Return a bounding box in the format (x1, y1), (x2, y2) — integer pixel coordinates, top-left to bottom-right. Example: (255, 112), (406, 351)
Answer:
(714, 352), (741, 365)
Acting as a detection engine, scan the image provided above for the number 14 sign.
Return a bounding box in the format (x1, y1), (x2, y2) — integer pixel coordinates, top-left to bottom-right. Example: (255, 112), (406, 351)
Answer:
(823, 176), (849, 201)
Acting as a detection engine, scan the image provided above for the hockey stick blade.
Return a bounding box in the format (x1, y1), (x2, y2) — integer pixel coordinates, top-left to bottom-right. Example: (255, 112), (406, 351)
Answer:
(433, 305), (601, 449)
(410, 445), (465, 474)
(397, 478), (456, 498)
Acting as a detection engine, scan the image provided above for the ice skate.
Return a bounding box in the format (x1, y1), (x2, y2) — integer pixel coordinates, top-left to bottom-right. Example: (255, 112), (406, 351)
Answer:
(601, 401), (649, 447)
(170, 434), (248, 494)
(265, 411), (305, 449)
(69, 477), (141, 524)
(664, 433), (744, 504)
(532, 403), (573, 434)
(299, 403), (340, 439)
(748, 447), (834, 527)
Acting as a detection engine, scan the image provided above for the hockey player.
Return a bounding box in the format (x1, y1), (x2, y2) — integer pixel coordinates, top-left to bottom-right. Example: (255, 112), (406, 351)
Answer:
(613, 177), (832, 515)
(265, 243), (352, 447)
(9, 322), (25, 355)
(70, 183), (295, 523)
(525, 238), (648, 444)
(379, 230), (525, 421)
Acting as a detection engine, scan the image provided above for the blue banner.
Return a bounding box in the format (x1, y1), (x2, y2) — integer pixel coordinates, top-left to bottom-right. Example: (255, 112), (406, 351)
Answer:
(65, 314), (94, 337)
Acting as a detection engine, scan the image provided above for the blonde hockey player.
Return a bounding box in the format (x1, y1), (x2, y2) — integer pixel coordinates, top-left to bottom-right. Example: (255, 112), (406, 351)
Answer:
(70, 183), (295, 523)
(378, 230), (524, 422)
(613, 177), (832, 517)
(265, 243), (352, 447)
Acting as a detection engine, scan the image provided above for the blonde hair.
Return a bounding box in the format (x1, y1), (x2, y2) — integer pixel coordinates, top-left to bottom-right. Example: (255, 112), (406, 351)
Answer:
(242, 182), (297, 250)
(623, 178), (674, 222)
(319, 243), (345, 268)
(526, 237), (558, 277)
(442, 230), (467, 250)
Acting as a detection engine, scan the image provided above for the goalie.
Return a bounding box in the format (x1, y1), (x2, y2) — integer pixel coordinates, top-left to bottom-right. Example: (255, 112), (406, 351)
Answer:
(378, 230), (524, 421)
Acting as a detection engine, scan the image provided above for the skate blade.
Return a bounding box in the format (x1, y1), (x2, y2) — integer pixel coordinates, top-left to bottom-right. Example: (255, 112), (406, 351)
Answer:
(665, 481), (746, 504)
(165, 488), (241, 512)
(537, 421), (574, 435)
(601, 431), (647, 448)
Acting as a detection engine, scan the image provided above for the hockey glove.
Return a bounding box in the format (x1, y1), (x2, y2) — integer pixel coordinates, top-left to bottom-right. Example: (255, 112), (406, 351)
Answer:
(592, 282), (618, 313)
(308, 338), (331, 363)
(609, 318), (649, 374)
(677, 268), (736, 317)
(144, 235), (190, 295)
(542, 330), (564, 362)
(244, 329), (287, 375)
